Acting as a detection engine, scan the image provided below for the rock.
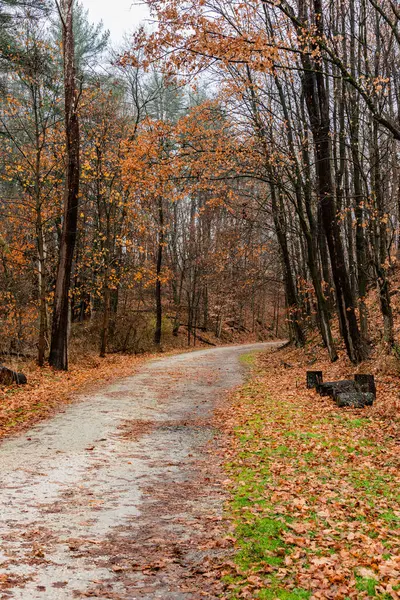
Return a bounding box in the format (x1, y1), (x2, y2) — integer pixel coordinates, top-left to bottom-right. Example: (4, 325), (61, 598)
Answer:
(335, 392), (372, 408)
(317, 380), (357, 397)
(0, 366), (27, 385)
(306, 371), (323, 389)
(355, 374), (376, 398)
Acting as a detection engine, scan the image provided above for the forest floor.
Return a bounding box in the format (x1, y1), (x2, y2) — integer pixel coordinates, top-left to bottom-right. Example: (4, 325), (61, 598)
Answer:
(0, 342), (399, 599)
(0, 342), (278, 599)
(218, 345), (400, 599)
(0, 353), (150, 442)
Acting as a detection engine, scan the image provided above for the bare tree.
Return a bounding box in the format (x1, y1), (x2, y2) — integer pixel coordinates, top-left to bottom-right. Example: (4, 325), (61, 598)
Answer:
(49, 0), (80, 370)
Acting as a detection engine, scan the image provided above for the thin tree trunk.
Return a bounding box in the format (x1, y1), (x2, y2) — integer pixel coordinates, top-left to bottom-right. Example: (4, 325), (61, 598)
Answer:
(154, 197), (164, 346)
(298, 0), (365, 363)
(100, 219), (111, 358)
(100, 286), (110, 358)
(349, 0), (369, 340)
(270, 182), (305, 347)
(371, 121), (394, 347)
(37, 221), (47, 367)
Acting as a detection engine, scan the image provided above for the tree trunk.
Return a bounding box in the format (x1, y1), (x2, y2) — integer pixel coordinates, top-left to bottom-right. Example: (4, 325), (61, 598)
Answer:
(349, 0), (369, 340)
(272, 69), (336, 359)
(100, 286), (110, 358)
(270, 182), (305, 347)
(100, 219), (111, 358)
(154, 197), (164, 346)
(299, 0), (365, 363)
(371, 121), (394, 347)
(49, 0), (80, 370)
(37, 222), (48, 367)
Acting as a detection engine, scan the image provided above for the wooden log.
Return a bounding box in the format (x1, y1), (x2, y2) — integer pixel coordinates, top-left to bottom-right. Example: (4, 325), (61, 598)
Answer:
(362, 392), (375, 406)
(0, 366), (27, 386)
(317, 380), (357, 397)
(195, 335), (217, 347)
(14, 372), (27, 384)
(306, 371), (323, 389)
(332, 387), (374, 405)
(335, 392), (366, 408)
(355, 374), (376, 398)
(335, 391), (374, 408)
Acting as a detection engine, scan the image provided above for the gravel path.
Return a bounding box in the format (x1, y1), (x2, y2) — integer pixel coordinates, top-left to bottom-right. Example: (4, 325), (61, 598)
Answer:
(0, 343), (280, 599)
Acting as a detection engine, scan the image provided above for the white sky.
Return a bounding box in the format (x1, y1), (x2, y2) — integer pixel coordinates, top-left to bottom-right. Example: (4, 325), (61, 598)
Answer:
(80, 0), (150, 45)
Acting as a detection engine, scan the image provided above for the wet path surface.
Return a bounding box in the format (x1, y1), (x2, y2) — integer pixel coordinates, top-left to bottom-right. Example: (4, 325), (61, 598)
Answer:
(0, 343), (279, 599)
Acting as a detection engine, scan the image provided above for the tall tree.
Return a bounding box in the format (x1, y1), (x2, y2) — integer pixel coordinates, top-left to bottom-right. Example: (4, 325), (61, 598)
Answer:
(49, 0), (80, 370)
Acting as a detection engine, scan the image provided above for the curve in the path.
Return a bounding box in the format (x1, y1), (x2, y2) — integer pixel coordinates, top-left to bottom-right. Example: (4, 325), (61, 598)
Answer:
(0, 342), (280, 599)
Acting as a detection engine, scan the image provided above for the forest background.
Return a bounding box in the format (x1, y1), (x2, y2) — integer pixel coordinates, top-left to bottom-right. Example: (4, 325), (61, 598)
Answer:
(1, 0), (400, 373)
(0, 0), (284, 372)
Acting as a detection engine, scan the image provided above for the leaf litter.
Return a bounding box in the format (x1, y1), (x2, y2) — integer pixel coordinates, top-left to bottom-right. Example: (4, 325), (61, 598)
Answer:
(215, 345), (400, 599)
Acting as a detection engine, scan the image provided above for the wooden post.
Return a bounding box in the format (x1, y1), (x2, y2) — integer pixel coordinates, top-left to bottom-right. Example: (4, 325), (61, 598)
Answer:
(355, 374), (376, 397)
(306, 371), (323, 389)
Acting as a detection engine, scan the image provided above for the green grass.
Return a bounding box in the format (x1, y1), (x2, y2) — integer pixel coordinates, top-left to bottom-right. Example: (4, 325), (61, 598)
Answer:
(235, 517), (288, 568)
(225, 404), (304, 597)
(239, 351), (262, 366)
(347, 418), (370, 428)
(259, 589), (311, 600)
(381, 510), (400, 525)
(350, 469), (396, 500)
(223, 369), (400, 599)
(355, 575), (378, 595)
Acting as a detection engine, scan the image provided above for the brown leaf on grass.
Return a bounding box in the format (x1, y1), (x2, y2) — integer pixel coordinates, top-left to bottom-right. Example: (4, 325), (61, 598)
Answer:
(357, 567), (377, 579)
(214, 344), (400, 599)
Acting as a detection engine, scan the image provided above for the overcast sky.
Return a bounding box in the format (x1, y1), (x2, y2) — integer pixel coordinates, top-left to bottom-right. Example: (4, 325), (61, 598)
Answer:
(80, 0), (150, 45)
